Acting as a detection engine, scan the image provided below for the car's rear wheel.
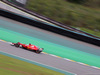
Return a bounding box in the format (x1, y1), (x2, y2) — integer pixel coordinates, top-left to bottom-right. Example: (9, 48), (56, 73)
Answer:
(15, 43), (20, 47)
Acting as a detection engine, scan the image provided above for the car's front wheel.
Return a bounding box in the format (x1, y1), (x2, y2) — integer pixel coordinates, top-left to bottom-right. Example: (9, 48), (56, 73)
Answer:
(36, 50), (41, 54)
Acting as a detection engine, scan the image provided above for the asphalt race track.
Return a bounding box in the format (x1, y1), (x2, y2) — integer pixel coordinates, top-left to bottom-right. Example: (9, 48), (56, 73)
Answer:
(0, 16), (100, 75)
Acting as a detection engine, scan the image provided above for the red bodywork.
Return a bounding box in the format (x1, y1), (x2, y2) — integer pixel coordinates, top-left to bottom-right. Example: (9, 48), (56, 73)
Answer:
(17, 42), (39, 51)
(11, 42), (44, 53)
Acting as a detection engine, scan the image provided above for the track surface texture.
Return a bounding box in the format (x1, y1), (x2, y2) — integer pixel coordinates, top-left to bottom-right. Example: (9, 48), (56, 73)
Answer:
(0, 17), (100, 56)
(0, 16), (100, 75)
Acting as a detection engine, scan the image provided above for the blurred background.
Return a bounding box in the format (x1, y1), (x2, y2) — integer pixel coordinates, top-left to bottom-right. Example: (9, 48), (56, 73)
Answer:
(7, 0), (100, 37)
(25, 0), (100, 37)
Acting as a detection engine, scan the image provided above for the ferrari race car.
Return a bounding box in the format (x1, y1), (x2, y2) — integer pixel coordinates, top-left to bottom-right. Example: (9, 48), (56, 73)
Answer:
(11, 42), (44, 53)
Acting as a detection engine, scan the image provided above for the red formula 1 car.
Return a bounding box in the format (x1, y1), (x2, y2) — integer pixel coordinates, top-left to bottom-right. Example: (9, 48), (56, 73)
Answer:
(11, 42), (44, 53)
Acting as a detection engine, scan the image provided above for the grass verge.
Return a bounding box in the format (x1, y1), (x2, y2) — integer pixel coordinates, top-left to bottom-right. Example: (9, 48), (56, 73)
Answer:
(0, 54), (64, 75)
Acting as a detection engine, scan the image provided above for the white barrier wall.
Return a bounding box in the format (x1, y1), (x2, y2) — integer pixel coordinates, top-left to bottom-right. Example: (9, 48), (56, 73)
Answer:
(0, 1), (54, 25)
(16, 0), (27, 4)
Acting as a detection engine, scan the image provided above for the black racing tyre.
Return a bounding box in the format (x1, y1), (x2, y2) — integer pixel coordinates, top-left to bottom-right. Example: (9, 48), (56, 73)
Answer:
(36, 50), (41, 54)
(15, 43), (20, 47)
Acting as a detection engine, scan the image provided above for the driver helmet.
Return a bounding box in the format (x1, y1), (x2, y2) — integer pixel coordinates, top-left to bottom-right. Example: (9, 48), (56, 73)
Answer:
(29, 43), (31, 45)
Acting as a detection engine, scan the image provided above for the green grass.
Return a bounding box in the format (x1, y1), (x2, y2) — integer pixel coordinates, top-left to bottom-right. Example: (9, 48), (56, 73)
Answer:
(0, 54), (64, 75)
(25, 0), (100, 37)
(80, 27), (100, 37)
